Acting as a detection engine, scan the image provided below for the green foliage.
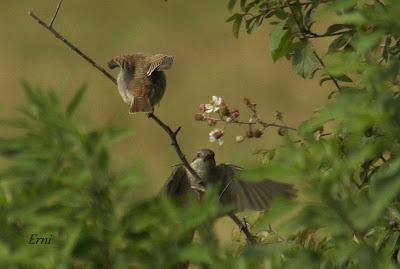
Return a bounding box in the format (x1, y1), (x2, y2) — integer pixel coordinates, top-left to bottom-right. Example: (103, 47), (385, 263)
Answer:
(226, 0), (400, 267)
(3, 0), (400, 268)
(0, 84), (226, 269)
(0, 84), (293, 269)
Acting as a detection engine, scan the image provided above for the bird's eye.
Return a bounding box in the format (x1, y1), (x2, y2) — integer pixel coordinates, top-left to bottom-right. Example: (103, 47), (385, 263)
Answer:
(197, 153), (201, 158)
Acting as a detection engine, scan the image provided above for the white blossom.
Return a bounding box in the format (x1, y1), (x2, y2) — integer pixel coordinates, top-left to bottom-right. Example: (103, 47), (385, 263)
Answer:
(209, 128), (224, 146)
(205, 96), (222, 113)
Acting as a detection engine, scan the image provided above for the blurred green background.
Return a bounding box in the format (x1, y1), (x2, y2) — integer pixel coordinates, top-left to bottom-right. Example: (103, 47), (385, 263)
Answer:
(0, 0), (327, 240)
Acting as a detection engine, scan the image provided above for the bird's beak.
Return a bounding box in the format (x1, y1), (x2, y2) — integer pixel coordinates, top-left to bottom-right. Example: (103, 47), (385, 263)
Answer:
(107, 59), (119, 69)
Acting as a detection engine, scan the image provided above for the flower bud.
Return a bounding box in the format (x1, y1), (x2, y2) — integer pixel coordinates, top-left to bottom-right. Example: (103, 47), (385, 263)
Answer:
(243, 98), (256, 109)
(230, 108), (240, 119)
(236, 135), (245, 143)
(254, 129), (263, 138)
(207, 119), (217, 126)
(212, 129), (224, 139)
(194, 113), (205, 121)
(243, 98), (251, 106)
(198, 104), (207, 113)
(220, 105), (230, 117)
(275, 111), (283, 121)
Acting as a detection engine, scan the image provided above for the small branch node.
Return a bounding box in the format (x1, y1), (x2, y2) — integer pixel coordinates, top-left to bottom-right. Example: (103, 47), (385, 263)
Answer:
(173, 126), (182, 136)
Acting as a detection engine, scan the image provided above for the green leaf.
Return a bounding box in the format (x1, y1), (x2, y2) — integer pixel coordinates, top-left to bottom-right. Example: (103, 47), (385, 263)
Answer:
(272, 34), (296, 61)
(227, 0), (238, 11)
(335, 74), (353, 83)
(292, 41), (318, 78)
(353, 31), (384, 55)
(325, 52), (360, 76)
(370, 160), (400, 224)
(325, 24), (351, 35)
(66, 83), (87, 117)
(179, 244), (214, 265)
(97, 147), (109, 171)
(240, 0), (246, 10)
(245, 17), (261, 34)
(269, 19), (287, 54)
(328, 33), (352, 52)
(232, 14), (243, 38)
(254, 199), (296, 232)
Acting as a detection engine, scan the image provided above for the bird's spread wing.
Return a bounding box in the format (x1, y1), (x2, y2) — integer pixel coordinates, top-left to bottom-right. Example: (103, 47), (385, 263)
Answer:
(145, 54), (174, 76)
(160, 165), (191, 199)
(217, 164), (296, 212)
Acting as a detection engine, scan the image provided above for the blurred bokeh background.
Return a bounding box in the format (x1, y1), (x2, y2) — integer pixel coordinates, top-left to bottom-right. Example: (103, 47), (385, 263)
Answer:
(0, 0), (328, 241)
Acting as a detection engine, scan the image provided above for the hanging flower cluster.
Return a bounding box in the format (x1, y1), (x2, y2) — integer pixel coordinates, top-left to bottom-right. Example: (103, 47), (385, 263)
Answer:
(195, 96), (297, 145)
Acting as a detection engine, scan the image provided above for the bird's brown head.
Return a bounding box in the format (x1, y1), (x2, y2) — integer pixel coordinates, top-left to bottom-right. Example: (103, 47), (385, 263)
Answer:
(107, 56), (121, 69)
(107, 56), (133, 71)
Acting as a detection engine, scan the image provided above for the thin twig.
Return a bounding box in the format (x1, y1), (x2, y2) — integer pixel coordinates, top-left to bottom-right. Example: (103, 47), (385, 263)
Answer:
(203, 116), (297, 131)
(313, 51), (341, 90)
(49, 0), (63, 28)
(28, 5), (257, 242)
(147, 113), (205, 192)
(28, 11), (117, 84)
(229, 213), (257, 244)
(28, 9), (203, 191)
(307, 31), (352, 39)
(259, 121), (297, 131)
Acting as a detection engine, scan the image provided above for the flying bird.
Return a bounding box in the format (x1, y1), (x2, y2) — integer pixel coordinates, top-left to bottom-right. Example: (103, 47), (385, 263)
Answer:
(107, 53), (174, 113)
(161, 149), (296, 269)
(161, 149), (296, 212)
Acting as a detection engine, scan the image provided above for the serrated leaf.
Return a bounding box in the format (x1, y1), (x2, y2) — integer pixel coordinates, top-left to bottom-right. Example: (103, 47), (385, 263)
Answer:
(292, 41), (318, 78)
(271, 34), (297, 61)
(269, 19), (287, 53)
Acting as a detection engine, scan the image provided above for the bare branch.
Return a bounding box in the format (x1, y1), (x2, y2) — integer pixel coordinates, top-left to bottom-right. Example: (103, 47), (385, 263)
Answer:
(28, 11), (117, 85)
(229, 213), (257, 244)
(202, 115), (297, 131)
(28, 4), (256, 243)
(147, 113), (205, 192)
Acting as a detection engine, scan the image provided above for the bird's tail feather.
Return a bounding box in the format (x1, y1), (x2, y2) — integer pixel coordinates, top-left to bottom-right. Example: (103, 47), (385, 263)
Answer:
(130, 97), (152, 113)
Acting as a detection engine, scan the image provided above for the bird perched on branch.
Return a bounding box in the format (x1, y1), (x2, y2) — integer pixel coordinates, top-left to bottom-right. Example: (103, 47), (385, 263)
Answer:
(107, 53), (174, 113)
(162, 149), (296, 212)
